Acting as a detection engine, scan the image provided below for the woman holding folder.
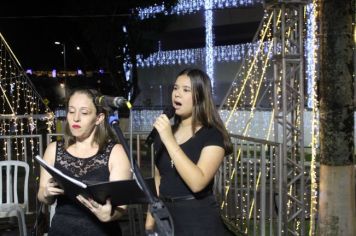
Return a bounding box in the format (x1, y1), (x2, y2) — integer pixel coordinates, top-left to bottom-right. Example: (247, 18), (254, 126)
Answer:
(37, 88), (132, 236)
(145, 68), (233, 235)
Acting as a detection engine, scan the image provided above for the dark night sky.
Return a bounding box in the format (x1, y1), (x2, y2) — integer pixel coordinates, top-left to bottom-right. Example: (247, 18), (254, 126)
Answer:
(0, 0), (162, 71)
(0, 1), (262, 107)
(1, 1), (262, 71)
(0, 0), (163, 107)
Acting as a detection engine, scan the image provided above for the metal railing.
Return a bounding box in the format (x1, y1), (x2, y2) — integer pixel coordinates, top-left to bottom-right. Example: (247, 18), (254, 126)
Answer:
(214, 134), (282, 235)
(0, 134), (43, 162)
(0, 134), (44, 214)
(1, 132), (317, 235)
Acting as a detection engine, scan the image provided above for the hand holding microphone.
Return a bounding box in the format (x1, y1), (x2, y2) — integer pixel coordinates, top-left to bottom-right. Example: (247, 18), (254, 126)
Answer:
(145, 106), (175, 145)
(95, 95), (174, 145)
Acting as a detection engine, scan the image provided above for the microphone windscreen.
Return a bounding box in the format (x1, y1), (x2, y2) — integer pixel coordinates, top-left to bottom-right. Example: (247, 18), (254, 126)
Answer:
(163, 106), (175, 119)
(145, 106), (175, 146)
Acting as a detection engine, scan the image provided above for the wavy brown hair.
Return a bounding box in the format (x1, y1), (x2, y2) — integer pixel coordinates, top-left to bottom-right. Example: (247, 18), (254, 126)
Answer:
(172, 68), (232, 155)
(63, 88), (116, 152)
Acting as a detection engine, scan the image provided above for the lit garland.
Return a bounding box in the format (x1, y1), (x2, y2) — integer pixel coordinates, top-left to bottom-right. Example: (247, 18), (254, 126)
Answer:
(205, 0), (215, 89)
(269, 5), (307, 233)
(224, 11), (274, 130)
(305, 3), (318, 109)
(135, 42), (267, 68)
(305, 2), (319, 235)
(122, 25), (134, 100)
(220, 13), (276, 229)
(219, 11), (275, 218)
(0, 0), (319, 233)
(0, 33), (54, 165)
(219, 5), (316, 232)
(137, 0), (263, 19)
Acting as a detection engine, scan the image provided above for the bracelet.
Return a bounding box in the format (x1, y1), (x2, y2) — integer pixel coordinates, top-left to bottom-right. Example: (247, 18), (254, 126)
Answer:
(170, 146), (181, 168)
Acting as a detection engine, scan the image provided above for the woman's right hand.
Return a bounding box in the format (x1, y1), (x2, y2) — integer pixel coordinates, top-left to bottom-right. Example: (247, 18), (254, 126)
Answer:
(43, 178), (64, 200)
(153, 114), (175, 145)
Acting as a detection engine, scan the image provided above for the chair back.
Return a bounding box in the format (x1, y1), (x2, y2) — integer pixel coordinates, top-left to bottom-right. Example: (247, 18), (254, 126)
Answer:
(0, 160), (29, 212)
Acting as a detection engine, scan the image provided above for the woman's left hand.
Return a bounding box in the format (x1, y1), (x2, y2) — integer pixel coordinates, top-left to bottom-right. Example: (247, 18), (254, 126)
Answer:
(76, 195), (113, 222)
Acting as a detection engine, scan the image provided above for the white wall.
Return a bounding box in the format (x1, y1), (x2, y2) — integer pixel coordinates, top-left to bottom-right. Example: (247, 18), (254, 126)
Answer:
(135, 61), (242, 107)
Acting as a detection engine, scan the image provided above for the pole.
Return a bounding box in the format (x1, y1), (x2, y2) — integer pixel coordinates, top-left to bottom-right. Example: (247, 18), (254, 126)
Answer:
(63, 43), (66, 71)
(63, 43), (67, 98)
(110, 106), (174, 235)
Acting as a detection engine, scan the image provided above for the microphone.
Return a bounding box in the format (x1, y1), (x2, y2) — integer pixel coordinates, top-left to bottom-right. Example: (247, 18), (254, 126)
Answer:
(95, 95), (127, 108)
(145, 106), (175, 145)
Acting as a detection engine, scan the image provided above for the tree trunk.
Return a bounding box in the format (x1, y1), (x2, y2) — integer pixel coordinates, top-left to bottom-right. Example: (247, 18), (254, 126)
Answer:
(318, 0), (355, 235)
(319, 165), (355, 235)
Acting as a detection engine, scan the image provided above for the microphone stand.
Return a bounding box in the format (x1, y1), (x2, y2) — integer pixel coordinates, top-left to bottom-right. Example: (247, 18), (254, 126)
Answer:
(110, 108), (174, 236)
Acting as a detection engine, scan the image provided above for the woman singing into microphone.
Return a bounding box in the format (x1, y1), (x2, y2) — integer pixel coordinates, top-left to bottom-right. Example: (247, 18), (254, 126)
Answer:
(145, 68), (233, 235)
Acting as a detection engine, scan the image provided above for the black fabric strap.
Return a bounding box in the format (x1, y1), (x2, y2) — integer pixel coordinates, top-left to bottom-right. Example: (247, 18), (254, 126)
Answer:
(160, 190), (212, 203)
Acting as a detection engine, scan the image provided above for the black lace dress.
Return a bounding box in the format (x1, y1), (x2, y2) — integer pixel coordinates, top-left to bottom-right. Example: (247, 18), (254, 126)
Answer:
(48, 141), (122, 236)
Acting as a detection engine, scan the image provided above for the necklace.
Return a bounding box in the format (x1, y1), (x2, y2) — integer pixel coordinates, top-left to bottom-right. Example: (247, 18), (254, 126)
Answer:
(170, 159), (174, 168)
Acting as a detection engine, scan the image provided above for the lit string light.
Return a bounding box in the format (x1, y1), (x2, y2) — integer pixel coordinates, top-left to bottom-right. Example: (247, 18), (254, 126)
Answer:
(134, 42), (266, 68)
(273, 6), (306, 232)
(0, 33), (54, 167)
(241, 40), (273, 137)
(220, 11), (274, 211)
(306, 4), (317, 109)
(135, 1), (315, 232)
(225, 12), (274, 128)
(219, 8), (315, 233)
(305, 1), (319, 235)
(137, 0), (263, 19)
(234, 31), (274, 229)
(205, 0), (214, 89)
(122, 25), (133, 101)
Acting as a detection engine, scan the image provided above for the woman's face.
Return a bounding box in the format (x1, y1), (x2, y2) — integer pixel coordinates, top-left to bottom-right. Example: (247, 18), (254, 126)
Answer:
(67, 92), (103, 140)
(172, 74), (193, 119)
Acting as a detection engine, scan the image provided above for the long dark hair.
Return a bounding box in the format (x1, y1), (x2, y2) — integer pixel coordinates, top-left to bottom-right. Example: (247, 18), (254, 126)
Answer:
(173, 68), (232, 154)
(63, 88), (116, 152)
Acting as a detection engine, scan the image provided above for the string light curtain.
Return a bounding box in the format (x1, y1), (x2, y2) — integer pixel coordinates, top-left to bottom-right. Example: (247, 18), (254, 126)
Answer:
(0, 33), (54, 162)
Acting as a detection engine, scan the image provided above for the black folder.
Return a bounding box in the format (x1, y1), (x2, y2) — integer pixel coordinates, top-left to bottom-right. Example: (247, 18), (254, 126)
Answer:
(35, 155), (156, 206)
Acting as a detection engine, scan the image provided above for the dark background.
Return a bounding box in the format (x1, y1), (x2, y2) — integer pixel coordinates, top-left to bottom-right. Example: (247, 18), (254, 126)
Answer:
(0, 0), (263, 109)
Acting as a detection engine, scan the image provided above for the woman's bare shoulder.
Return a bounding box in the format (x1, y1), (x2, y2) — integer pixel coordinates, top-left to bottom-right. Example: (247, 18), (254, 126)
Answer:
(43, 141), (58, 165)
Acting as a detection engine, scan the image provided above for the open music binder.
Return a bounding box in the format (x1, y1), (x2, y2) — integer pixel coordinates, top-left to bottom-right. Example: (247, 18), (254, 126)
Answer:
(35, 155), (156, 206)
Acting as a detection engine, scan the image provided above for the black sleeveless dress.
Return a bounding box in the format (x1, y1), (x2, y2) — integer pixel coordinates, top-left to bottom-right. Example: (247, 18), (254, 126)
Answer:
(48, 141), (122, 236)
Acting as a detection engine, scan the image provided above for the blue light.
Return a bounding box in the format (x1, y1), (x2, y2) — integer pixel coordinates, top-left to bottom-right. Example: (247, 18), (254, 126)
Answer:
(52, 69), (56, 78)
